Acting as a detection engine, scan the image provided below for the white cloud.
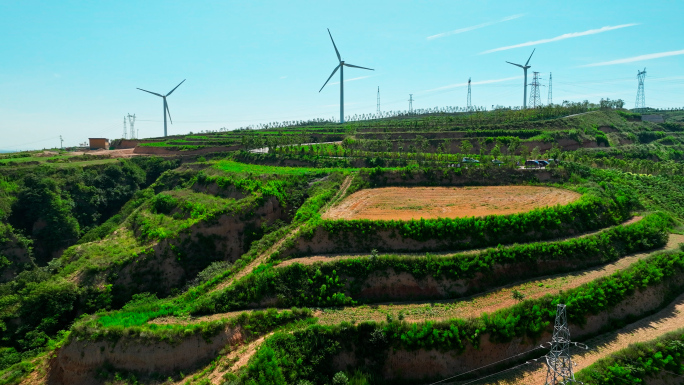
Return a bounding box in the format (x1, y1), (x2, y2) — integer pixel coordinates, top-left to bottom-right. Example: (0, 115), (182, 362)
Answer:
(480, 24), (639, 54)
(427, 14), (524, 40)
(329, 75), (372, 85)
(580, 49), (684, 67)
(419, 76), (521, 94)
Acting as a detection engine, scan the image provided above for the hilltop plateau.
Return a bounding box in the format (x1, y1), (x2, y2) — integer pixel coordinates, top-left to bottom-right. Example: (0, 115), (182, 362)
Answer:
(1, 106), (684, 384)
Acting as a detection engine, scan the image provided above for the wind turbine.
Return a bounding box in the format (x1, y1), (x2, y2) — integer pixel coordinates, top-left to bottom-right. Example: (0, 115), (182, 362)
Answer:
(506, 49), (535, 109)
(137, 79), (186, 137)
(319, 29), (374, 124)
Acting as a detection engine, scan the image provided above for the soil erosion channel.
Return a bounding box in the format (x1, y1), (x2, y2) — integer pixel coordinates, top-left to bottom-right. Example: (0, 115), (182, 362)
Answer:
(323, 186), (581, 220)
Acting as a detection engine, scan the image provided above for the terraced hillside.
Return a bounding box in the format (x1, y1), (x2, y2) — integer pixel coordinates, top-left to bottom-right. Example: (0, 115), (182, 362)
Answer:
(2, 106), (684, 385)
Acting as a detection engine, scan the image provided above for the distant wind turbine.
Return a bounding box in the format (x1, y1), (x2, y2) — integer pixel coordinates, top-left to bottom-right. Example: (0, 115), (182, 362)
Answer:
(506, 49), (535, 109)
(319, 29), (374, 124)
(137, 79), (186, 137)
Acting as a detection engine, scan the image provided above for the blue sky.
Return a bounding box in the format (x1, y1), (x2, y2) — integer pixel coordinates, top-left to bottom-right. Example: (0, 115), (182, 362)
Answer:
(1, 0), (683, 150)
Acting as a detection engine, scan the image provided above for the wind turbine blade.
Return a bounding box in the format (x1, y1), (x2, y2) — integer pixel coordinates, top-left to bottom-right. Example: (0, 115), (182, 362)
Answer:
(327, 28), (342, 62)
(506, 61), (524, 68)
(137, 88), (163, 97)
(166, 79), (186, 96)
(319, 64), (341, 92)
(525, 49), (535, 66)
(164, 98), (173, 124)
(344, 63), (374, 71)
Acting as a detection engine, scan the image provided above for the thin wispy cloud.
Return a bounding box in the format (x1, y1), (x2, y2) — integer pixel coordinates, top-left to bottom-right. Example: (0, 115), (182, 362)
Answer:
(427, 14), (524, 40)
(480, 23), (639, 54)
(329, 75), (372, 85)
(420, 76), (521, 94)
(580, 49), (684, 67)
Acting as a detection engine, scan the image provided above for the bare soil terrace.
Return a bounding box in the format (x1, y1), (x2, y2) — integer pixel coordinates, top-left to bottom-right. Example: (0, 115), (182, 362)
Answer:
(323, 186), (582, 221)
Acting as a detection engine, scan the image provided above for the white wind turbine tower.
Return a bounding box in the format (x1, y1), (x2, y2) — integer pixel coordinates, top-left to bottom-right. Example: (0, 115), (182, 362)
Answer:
(319, 28), (374, 124)
(506, 49), (535, 109)
(137, 79), (186, 137)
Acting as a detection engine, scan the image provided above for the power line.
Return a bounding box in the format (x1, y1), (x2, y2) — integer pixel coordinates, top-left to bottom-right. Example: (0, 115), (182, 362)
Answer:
(422, 345), (547, 385)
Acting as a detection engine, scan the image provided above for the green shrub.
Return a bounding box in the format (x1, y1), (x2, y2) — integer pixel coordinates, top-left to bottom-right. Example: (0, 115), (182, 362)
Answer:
(576, 329), (684, 384)
(199, 213), (668, 313)
(241, 249), (684, 384)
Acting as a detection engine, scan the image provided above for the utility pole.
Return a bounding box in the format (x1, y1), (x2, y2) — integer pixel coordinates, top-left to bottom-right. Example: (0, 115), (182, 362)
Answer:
(547, 73), (553, 106)
(467, 77), (472, 111)
(408, 94), (414, 114)
(635, 68), (646, 111)
(123, 116), (127, 139)
(59, 135), (63, 149)
(377, 86), (380, 115)
(529, 72), (542, 108)
(127, 114), (137, 140)
(544, 304), (579, 384)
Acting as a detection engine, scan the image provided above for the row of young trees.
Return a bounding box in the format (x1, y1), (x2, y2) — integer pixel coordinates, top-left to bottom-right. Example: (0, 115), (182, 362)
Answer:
(272, 138), (560, 165)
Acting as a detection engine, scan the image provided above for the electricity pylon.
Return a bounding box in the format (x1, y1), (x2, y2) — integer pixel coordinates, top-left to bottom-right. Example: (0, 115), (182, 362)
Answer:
(408, 94), (414, 113)
(377, 86), (380, 115)
(529, 72), (542, 108)
(467, 77), (472, 111)
(123, 116), (127, 139)
(635, 68), (646, 111)
(547, 73), (553, 106)
(127, 114), (137, 140)
(545, 304), (581, 384)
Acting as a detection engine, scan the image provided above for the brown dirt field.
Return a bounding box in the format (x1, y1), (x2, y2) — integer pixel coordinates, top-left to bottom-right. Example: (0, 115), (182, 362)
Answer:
(322, 186), (581, 221)
(472, 291), (684, 385)
(314, 234), (684, 326)
(68, 148), (141, 158)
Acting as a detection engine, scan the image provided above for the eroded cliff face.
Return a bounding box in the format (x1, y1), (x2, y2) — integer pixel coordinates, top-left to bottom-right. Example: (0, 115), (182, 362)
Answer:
(49, 326), (245, 385)
(50, 273), (684, 384)
(332, 278), (683, 382)
(110, 195), (286, 301)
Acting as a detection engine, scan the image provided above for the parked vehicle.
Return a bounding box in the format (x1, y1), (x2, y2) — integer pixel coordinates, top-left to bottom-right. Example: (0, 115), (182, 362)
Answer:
(536, 160), (549, 167)
(462, 157), (480, 164)
(492, 159), (504, 166)
(525, 160), (541, 168)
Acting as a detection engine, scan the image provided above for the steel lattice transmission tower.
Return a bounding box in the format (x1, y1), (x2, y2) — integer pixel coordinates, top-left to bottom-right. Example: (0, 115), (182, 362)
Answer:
(547, 73), (553, 106)
(635, 68), (646, 111)
(529, 72), (542, 108)
(377, 86), (380, 115)
(127, 114), (137, 140)
(467, 77), (472, 111)
(408, 94), (414, 113)
(545, 304), (579, 384)
(123, 116), (128, 139)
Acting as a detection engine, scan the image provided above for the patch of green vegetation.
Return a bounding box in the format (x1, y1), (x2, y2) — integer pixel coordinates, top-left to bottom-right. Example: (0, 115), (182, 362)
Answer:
(197, 212), (669, 312)
(241, 249), (684, 384)
(576, 329), (684, 384)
